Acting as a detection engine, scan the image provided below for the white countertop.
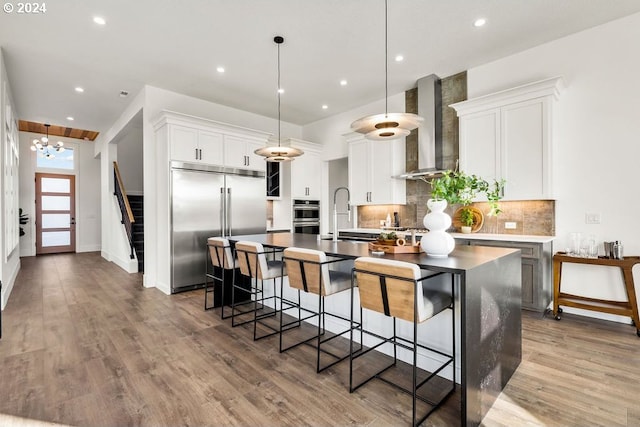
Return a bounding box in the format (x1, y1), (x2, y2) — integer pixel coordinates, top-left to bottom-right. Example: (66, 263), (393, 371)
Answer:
(338, 228), (555, 244)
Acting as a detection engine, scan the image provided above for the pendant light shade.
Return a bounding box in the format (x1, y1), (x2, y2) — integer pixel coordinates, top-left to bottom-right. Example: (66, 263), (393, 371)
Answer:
(350, 0), (423, 140)
(254, 35), (303, 162)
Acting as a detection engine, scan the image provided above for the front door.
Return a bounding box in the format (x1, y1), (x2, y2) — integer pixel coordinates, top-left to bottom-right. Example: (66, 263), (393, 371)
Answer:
(35, 173), (76, 254)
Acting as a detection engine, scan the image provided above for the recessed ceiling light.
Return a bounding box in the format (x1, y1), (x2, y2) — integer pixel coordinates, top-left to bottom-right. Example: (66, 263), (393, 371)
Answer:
(75, 87), (84, 93)
(322, 105), (328, 110)
(277, 88), (284, 94)
(93, 16), (106, 25)
(395, 55), (404, 62)
(216, 66), (225, 73)
(340, 80), (348, 86)
(474, 18), (486, 27)
(67, 116), (74, 121)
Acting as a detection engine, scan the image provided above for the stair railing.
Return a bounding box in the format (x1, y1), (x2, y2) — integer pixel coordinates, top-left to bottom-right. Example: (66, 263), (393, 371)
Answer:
(113, 161), (136, 259)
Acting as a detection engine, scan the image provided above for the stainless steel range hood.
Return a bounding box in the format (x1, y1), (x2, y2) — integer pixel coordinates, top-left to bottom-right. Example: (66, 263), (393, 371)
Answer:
(398, 74), (448, 180)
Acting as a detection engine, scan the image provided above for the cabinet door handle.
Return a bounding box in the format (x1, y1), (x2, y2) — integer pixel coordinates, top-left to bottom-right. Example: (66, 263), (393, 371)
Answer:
(199, 149), (202, 160)
(195, 148), (198, 160)
(246, 155), (250, 166)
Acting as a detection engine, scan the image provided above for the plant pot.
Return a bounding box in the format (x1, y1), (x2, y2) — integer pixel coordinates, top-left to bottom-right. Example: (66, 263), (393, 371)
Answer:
(461, 226), (472, 234)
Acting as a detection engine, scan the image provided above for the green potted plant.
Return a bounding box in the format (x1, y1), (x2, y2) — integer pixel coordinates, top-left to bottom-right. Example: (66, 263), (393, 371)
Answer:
(429, 170), (503, 210)
(426, 169), (505, 231)
(459, 207), (475, 233)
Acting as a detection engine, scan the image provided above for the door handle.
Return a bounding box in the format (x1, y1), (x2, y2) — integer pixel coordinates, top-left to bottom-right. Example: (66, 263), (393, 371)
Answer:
(226, 187), (232, 236)
(220, 187), (225, 237)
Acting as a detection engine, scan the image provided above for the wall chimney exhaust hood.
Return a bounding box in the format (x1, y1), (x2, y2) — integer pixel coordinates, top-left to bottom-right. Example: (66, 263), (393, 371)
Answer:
(397, 74), (448, 180)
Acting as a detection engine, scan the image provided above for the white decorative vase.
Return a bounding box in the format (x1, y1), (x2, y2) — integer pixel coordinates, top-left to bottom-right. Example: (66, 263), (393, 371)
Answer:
(420, 199), (455, 257)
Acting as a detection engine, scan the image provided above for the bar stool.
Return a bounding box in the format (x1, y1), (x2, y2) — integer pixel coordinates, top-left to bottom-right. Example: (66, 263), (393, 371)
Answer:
(232, 241), (286, 340)
(205, 237), (235, 318)
(280, 247), (358, 373)
(350, 257), (455, 427)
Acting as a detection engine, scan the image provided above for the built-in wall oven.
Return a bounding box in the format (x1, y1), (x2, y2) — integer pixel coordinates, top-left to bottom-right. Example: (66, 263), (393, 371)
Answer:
(292, 199), (320, 234)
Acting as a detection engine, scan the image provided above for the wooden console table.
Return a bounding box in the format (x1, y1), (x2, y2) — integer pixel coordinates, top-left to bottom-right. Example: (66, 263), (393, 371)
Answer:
(553, 252), (640, 336)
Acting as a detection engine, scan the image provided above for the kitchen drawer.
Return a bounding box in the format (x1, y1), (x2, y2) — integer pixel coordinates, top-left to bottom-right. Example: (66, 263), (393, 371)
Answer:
(470, 240), (540, 259)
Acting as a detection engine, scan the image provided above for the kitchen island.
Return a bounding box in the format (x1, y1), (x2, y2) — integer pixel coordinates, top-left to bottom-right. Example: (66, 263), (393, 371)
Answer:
(228, 233), (521, 427)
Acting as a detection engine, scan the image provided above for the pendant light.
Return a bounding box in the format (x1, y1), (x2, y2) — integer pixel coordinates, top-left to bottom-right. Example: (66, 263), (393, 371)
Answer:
(30, 123), (65, 158)
(254, 36), (303, 162)
(350, 0), (423, 140)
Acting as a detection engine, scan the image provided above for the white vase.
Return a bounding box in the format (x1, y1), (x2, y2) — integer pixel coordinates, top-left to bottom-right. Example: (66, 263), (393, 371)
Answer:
(420, 199), (455, 257)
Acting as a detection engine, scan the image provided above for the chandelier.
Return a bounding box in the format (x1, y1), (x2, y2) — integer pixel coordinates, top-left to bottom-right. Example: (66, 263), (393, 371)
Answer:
(350, 0), (423, 140)
(254, 36), (303, 162)
(30, 123), (65, 158)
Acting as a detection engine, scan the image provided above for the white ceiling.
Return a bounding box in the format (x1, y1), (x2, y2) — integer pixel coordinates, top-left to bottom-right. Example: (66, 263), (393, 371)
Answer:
(2, 0), (640, 134)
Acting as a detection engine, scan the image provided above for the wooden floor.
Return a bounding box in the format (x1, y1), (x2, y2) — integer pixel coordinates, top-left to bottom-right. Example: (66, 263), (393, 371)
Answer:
(0, 252), (639, 427)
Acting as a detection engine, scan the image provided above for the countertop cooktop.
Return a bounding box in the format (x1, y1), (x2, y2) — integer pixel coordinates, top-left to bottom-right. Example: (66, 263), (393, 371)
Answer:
(339, 228), (555, 244)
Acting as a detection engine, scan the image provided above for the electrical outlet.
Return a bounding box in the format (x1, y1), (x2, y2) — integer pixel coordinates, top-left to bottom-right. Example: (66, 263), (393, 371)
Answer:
(585, 213), (601, 224)
(505, 222), (517, 229)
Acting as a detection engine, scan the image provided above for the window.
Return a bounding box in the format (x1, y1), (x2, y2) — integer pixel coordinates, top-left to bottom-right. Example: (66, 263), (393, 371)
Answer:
(36, 147), (74, 170)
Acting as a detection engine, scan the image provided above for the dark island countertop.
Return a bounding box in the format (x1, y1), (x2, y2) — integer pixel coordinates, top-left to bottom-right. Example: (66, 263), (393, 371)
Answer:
(228, 232), (519, 274)
(227, 232), (523, 426)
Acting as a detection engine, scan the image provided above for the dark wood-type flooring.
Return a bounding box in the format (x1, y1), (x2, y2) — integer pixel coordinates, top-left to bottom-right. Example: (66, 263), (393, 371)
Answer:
(0, 252), (639, 426)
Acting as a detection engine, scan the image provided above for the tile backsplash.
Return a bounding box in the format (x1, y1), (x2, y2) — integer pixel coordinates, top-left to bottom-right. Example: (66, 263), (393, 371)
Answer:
(357, 199), (555, 236)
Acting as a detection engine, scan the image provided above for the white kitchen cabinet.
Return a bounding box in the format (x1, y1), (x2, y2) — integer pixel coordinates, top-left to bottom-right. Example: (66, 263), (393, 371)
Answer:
(451, 77), (563, 200)
(169, 125), (224, 165)
(289, 139), (322, 199)
(154, 111), (271, 171)
(223, 135), (265, 172)
(347, 134), (406, 206)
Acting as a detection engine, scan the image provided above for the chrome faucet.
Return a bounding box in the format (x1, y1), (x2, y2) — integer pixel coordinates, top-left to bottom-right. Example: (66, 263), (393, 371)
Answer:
(333, 186), (351, 242)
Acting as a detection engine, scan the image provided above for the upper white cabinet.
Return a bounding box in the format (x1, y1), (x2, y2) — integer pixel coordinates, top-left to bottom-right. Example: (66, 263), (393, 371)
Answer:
(288, 139), (322, 199)
(451, 77), (563, 200)
(154, 111), (271, 170)
(169, 125), (224, 165)
(223, 135), (265, 172)
(347, 134), (406, 206)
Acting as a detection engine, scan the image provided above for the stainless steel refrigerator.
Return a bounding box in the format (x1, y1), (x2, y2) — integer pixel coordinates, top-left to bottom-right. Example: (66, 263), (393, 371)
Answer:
(170, 161), (266, 293)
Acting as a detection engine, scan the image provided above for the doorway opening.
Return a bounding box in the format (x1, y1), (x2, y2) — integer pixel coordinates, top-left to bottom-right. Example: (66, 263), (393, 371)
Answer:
(35, 173), (76, 254)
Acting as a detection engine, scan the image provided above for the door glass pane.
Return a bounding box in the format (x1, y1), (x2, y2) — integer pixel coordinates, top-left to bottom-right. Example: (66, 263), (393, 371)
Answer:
(42, 177), (70, 193)
(42, 195), (70, 211)
(42, 231), (70, 247)
(42, 213), (70, 229)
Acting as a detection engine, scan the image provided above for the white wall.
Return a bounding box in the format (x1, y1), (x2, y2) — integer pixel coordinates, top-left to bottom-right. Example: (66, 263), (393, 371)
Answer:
(0, 48), (20, 310)
(115, 124), (143, 195)
(303, 92), (405, 161)
(466, 12), (640, 322)
(96, 88), (144, 274)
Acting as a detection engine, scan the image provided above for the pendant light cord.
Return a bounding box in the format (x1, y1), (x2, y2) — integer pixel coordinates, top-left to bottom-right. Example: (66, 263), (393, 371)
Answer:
(384, 0), (388, 117)
(277, 40), (281, 148)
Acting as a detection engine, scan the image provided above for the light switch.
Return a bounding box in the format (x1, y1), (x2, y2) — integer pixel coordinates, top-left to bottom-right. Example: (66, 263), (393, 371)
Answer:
(505, 222), (517, 229)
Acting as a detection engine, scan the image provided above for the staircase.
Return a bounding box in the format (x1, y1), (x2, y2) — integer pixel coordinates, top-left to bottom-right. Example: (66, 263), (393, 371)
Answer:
(128, 195), (144, 273)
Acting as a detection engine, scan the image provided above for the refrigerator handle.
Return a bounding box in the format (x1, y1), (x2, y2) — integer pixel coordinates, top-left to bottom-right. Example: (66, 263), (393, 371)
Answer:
(220, 187), (225, 237)
(226, 187), (232, 236)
